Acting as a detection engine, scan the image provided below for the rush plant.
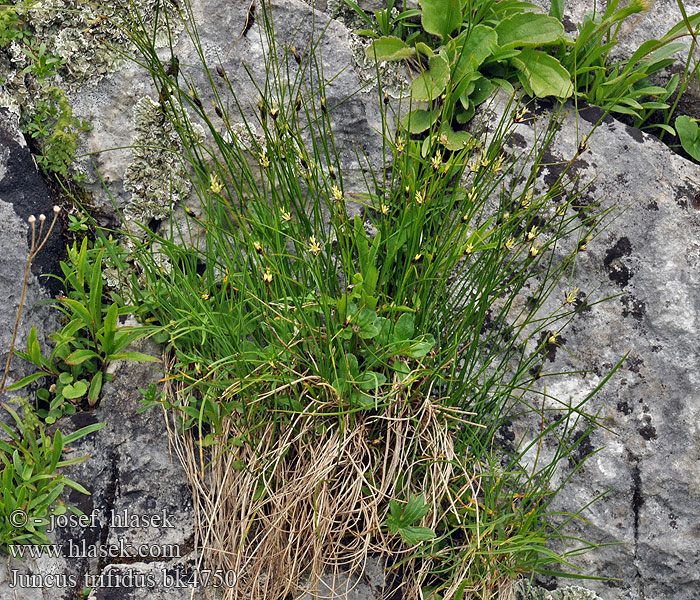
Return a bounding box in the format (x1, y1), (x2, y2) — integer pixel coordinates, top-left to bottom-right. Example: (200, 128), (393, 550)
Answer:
(106, 0), (620, 598)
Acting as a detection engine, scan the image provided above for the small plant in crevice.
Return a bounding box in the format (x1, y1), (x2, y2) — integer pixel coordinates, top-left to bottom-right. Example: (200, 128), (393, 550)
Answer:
(8, 237), (158, 423)
(0, 399), (105, 553)
(107, 0), (623, 598)
(0, 206), (61, 397)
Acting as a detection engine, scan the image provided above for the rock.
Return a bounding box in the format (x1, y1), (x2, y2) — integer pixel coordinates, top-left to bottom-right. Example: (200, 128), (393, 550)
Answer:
(0, 108), (62, 405)
(480, 91), (700, 600)
(68, 0), (385, 223)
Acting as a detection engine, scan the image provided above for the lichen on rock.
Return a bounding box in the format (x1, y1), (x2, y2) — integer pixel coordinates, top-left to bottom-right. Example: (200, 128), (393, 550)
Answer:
(123, 96), (203, 225)
(514, 581), (605, 600)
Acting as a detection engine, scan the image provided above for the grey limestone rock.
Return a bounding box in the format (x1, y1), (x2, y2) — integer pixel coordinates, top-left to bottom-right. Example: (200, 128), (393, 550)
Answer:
(0, 339), (204, 600)
(479, 91), (700, 600)
(69, 0), (385, 222)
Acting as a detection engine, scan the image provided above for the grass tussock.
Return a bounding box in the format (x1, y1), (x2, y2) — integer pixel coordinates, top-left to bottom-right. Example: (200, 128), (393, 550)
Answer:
(100, 0), (624, 597)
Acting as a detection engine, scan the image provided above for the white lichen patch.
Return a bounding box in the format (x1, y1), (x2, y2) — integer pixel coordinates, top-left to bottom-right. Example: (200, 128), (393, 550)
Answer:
(514, 581), (605, 600)
(347, 31), (410, 98)
(123, 96), (203, 225)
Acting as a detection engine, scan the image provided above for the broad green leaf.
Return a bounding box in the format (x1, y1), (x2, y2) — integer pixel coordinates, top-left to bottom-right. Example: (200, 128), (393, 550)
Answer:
(495, 13), (565, 47)
(27, 326), (42, 366)
(375, 317), (391, 346)
(102, 302), (118, 353)
(404, 334), (436, 358)
(511, 49), (573, 98)
(88, 371), (103, 406)
(365, 36), (415, 61)
(393, 313), (415, 342)
(400, 108), (439, 133)
(59, 297), (94, 329)
(675, 116), (700, 161)
(6, 371), (46, 391)
(403, 493), (432, 523)
(61, 421), (106, 445)
(549, 0), (564, 21)
(400, 525), (437, 545)
(438, 127), (475, 151)
(453, 25), (497, 79)
(62, 478), (91, 496)
(88, 248), (105, 326)
(106, 351), (160, 362)
(65, 349), (101, 365)
(411, 54), (450, 102)
(355, 371), (387, 391)
(62, 380), (88, 400)
(420, 0), (463, 39)
(469, 76), (496, 105)
(415, 42), (435, 59)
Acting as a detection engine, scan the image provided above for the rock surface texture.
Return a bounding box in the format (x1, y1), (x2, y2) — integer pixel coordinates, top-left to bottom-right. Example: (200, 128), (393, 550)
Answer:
(70, 0), (385, 223)
(2, 0), (700, 598)
(482, 91), (700, 600)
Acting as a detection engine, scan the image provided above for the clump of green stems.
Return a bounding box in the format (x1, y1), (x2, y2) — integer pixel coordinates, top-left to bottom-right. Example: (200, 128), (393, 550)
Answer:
(107, 0), (620, 598)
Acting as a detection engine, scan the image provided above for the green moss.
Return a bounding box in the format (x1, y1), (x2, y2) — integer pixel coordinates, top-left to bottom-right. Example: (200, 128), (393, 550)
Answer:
(0, 0), (181, 178)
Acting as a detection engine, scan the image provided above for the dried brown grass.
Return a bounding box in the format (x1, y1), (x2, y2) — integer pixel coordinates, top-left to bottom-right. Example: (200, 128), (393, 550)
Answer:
(163, 364), (476, 600)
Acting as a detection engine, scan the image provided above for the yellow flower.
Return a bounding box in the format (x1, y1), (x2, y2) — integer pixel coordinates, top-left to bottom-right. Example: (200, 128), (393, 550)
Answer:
(253, 240), (263, 254)
(281, 210), (292, 223)
(556, 204), (566, 216)
(201, 292), (210, 300)
(513, 106), (528, 123)
(431, 152), (442, 170)
(528, 242), (540, 258)
(565, 286), (580, 304)
(527, 226), (538, 241)
(380, 203), (390, 215)
(504, 237), (516, 250)
(262, 267), (273, 284)
(464, 242), (474, 255)
(395, 136), (406, 153)
(466, 188), (476, 203)
(331, 184), (344, 203)
(493, 154), (505, 172)
(520, 190), (532, 209)
(547, 331), (559, 345)
(415, 190), (425, 205)
(308, 235), (322, 256)
(259, 151), (270, 169)
(578, 234), (593, 251)
(209, 172), (224, 194)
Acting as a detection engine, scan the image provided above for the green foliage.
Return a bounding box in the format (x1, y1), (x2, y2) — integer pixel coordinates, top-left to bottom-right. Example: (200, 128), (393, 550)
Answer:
(344, 0), (421, 40)
(674, 114), (700, 160)
(358, 0), (700, 142)
(32, 91), (90, 178)
(0, 399), (104, 552)
(110, 0), (619, 596)
(0, 5), (89, 178)
(364, 0), (573, 133)
(385, 494), (436, 545)
(10, 238), (156, 421)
